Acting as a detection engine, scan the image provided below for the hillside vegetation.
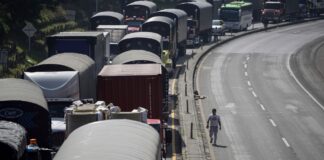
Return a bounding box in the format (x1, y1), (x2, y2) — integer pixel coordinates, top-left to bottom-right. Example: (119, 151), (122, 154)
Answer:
(0, 0), (176, 78)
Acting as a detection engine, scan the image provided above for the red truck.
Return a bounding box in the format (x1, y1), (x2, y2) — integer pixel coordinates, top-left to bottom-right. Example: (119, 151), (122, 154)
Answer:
(97, 63), (169, 120)
(261, 0), (300, 23)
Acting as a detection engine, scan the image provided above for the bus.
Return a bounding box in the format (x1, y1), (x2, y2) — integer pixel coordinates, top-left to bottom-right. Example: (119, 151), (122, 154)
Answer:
(219, 1), (253, 31)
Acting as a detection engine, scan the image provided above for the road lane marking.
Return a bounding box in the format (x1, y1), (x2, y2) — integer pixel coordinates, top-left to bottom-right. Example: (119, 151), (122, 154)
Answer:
(282, 137), (290, 147)
(260, 104), (266, 111)
(287, 57), (324, 111)
(244, 64), (248, 69)
(246, 56), (250, 61)
(244, 72), (248, 77)
(269, 119), (277, 127)
(252, 91), (257, 98)
(247, 81), (251, 86)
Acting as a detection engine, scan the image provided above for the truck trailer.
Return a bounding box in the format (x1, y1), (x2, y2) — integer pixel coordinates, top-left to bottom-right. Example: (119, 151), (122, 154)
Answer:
(150, 9), (188, 56)
(97, 64), (168, 120)
(176, 1), (213, 46)
(124, 1), (157, 32)
(90, 11), (124, 30)
(111, 50), (169, 107)
(142, 16), (177, 69)
(24, 53), (96, 118)
(53, 120), (162, 160)
(0, 79), (51, 153)
(96, 25), (128, 59)
(47, 31), (109, 73)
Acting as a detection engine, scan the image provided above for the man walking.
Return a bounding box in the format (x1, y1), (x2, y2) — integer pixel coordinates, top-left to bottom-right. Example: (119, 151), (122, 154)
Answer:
(206, 108), (221, 146)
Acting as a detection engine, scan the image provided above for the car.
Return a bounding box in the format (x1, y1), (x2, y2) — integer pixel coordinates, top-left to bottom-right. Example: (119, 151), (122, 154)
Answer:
(212, 19), (226, 36)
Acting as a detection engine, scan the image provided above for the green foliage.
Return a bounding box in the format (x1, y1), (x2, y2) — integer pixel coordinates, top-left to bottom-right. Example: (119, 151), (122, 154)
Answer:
(40, 21), (77, 35)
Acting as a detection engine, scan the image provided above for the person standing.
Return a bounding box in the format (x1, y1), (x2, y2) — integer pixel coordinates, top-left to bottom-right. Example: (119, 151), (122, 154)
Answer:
(206, 108), (222, 146)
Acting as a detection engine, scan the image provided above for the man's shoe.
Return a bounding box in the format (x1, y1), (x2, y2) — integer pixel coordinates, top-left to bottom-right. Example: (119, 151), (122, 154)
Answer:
(210, 138), (213, 143)
(212, 143), (217, 146)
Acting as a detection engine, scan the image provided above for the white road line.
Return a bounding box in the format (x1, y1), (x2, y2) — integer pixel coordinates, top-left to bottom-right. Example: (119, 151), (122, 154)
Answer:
(269, 119), (277, 127)
(246, 56), (250, 61)
(260, 104), (266, 111)
(244, 64), (248, 69)
(244, 72), (248, 76)
(247, 81), (251, 86)
(287, 57), (324, 111)
(252, 91), (257, 98)
(282, 137), (290, 147)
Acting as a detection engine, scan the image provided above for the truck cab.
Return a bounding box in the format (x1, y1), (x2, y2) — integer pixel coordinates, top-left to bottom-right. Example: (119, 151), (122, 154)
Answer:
(124, 1), (157, 32)
(262, 1), (285, 22)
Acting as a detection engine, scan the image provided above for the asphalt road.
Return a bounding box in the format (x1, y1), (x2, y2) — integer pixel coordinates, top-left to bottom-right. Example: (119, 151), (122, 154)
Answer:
(196, 20), (324, 160)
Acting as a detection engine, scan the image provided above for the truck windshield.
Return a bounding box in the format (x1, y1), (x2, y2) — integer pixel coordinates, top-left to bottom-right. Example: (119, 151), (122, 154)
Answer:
(264, 3), (283, 9)
(220, 10), (240, 22)
(123, 40), (161, 55)
(125, 7), (148, 18)
(127, 21), (143, 27)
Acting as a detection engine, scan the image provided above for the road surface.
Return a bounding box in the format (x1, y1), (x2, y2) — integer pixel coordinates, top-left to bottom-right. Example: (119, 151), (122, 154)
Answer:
(196, 20), (324, 160)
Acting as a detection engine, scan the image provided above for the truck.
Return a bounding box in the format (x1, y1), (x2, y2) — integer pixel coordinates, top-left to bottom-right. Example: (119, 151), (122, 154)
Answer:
(53, 120), (165, 160)
(300, 0), (324, 16)
(261, 0), (300, 23)
(96, 25), (128, 59)
(90, 11), (124, 30)
(97, 64), (169, 121)
(150, 9), (188, 57)
(47, 31), (109, 73)
(111, 50), (169, 105)
(24, 53), (96, 116)
(0, 78), (52, 159)
(123, 1), (157, 32)
(176, 1), (213, 46)
(142, 16), (177, 70)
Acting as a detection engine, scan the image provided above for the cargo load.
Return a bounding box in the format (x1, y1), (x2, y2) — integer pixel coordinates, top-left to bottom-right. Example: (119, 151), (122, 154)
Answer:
(0, 121), (27, 160)
(65, 101), (110, 136)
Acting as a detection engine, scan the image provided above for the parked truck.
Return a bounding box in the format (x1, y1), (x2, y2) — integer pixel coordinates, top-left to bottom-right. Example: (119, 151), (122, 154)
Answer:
(150, 9), (188, 56)
(97, 64), (168, 120)
(261, 0), (300, 23)
(47, 31), (109, 73)
(176, 1), (213, 46)
(123, 1), (157, 32)
(111, 50), (169, 105)
(96, 25), (128, 59)
(90, 11), (124, 30)
(53, 120), (164, 160)
(0, 78), (51, 159)
(142, 16), (177, 70)
(24, 53), (96, 118)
